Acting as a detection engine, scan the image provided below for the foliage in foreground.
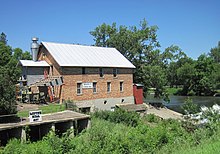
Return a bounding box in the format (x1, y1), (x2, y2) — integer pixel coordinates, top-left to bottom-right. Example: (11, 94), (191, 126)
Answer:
(92, 108), (140, 127)
(1, 109), (220, 154)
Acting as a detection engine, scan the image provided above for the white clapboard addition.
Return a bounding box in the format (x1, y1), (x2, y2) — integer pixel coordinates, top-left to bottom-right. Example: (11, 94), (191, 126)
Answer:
(82, 82), (93, 89)
(29, 110), (42, 122)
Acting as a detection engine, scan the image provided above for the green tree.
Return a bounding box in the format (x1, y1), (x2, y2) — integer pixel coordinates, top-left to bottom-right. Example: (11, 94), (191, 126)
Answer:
(0, 41), (12, 66)
(181, 97), (199, 115)
(13, 48), (32, 60)
(90, 19), (166, 97)
(0, 32), (7, 44)
(210, 63), (220, 89)
(90, 23), (117, 47)
(177, 62), (195, 95)
(0, 34), (31, 115)
(209, 41), (220, 63)
(164, 46), (187, 88)
(143, 65), (167, 99)
(0, 42), (17, 115)
(193, 54), (215, 96)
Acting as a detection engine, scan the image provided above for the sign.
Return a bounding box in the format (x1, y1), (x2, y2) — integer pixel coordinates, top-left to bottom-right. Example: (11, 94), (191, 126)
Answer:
(29, 110), (42, 122)
(82, 82), (93, 89)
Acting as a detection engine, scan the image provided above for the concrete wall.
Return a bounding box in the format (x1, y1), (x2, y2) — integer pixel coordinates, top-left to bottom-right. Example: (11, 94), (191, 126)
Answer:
(28, 123), (52, 141)
(0, 127), (23, 146)
(76, 96), (134, 111)
(55, 121), (73, 137)
(0, 118), (90, 146)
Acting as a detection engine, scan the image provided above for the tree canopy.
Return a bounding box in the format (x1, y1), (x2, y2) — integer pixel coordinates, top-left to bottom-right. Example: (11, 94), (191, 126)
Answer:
(209, 41), (220, 63)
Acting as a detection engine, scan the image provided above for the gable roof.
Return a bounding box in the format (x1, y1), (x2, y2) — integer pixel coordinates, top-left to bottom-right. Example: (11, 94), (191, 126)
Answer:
(41, 42), (135, 68)
(19, 60), (50, 67)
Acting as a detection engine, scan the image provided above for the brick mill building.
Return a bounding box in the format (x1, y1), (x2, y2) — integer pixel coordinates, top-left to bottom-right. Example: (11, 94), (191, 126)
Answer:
(18, 38), (136, 111)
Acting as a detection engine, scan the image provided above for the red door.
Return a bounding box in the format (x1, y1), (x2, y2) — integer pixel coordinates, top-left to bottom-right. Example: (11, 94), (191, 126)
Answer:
(133, 84), (143, 104)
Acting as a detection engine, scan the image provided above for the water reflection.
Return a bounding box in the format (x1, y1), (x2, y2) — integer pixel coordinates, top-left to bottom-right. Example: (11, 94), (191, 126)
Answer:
(144, 95), (220, 113)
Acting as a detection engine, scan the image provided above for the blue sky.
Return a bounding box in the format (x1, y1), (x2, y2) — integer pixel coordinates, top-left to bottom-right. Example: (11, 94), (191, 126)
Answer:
(0, 0), (219, 59)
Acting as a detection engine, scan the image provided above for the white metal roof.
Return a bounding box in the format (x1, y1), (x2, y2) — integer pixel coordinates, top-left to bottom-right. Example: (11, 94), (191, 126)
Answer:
(19, 60), (50, 67)
(42, 42), (135, 68)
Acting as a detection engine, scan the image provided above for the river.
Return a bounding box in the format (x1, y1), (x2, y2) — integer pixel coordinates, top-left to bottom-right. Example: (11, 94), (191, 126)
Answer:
(144, 95), (220, 113)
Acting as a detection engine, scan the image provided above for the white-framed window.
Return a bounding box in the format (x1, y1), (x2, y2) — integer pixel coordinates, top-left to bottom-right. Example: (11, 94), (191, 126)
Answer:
(99, 68), (104, 77)
(113, 68), (117, 77)
(120, 82), (123, 92)
(93, 82), (97, 93)
(107, 82), (111, 92)
(77, 83), (82, 95)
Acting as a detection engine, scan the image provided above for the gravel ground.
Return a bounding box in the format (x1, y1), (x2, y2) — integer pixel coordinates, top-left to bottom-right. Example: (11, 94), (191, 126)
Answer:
(16, 102), (40, 112)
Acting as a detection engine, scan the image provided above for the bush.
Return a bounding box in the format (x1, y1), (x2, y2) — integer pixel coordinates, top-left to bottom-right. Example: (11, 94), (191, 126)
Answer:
(92, 108), (140, 127)
(181, 97), (199, 115)
(143, 114), (161, 123)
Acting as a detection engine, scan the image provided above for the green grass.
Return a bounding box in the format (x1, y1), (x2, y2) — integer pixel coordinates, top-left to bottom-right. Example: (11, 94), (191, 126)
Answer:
(17, 104), (66, 118)
(166, 87), (181, 95)
(216, 89), (220, 93)
(171, 138), (220, 154)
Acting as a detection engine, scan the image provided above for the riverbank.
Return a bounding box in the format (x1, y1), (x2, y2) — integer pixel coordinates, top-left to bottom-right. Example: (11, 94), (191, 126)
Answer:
(146, 104), (182, 120)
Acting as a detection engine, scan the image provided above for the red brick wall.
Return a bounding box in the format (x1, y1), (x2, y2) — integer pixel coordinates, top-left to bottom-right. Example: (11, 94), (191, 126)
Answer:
(61, 68), (134, 101)
(38, 46), (61, 76)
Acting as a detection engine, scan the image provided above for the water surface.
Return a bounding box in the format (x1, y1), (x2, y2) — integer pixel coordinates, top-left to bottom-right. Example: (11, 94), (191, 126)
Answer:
(145, 95), (220, 113)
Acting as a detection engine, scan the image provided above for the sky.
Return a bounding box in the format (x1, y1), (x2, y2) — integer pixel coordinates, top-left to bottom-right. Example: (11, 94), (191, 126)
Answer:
(0, 0), (219, 59)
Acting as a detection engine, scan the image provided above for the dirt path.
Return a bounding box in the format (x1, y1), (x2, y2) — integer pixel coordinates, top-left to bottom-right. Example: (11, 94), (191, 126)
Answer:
(146, 105), (183, 120)
(16, 102), (40, 112)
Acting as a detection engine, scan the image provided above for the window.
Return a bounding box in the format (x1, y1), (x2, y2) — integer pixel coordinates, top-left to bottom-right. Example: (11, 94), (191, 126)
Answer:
(77, 83), (82, 94)
(93, 82), (97, 93)
(120, 82), (123, 92)
(113, 68), (117, 77)
(107, 82), (111, 92)
(99, 68), (104, 77)
(82, 68), (85, 74)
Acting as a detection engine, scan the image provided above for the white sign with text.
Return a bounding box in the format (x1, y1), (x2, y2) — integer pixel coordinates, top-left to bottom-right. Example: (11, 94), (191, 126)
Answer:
(82, 82), (93, 89)
(29, 110), (42, 122)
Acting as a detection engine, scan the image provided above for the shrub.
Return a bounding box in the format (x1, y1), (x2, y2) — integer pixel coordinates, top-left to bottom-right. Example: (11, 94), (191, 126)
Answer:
(181, 97), (199, 115)
(92, 108), (140, 127)
(143, 114), (161, 123)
